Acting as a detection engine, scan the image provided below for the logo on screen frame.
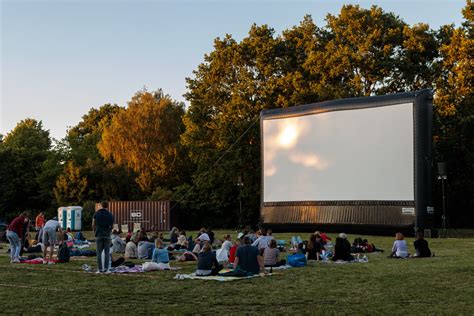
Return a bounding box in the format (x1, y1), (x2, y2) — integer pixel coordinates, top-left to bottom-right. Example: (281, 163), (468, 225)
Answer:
(402, 207), (415, 214)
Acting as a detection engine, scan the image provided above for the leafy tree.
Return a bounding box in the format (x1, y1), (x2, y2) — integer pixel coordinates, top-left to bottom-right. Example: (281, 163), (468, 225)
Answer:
(99, 89), (189, 194)
(55, 104), (140, 205)
(53, 161), (87, 205)
(433, 1), (473, 226)
(0, 119), (54, 219)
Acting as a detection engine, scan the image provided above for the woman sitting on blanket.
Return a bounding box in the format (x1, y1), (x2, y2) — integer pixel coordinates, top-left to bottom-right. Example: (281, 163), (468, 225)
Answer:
(177, 238), (202, 262)
(263, 239), (286, 267)
(196, 242), (222, 276)
(332, 233), (354, 261)
(307, 233), (323, 261)
(151, 238), (170, 269)
(390, 232), (409, 258)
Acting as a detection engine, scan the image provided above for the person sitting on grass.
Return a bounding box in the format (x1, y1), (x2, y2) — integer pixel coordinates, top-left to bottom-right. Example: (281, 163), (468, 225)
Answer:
(252, 230), (269, 255)
(176, 231), (187, 249)
(151, 238), (170, 269)
(138, 240), (154, 259)
(390, 232), (409, 258)
(307, 233), (323, 261)
(216, 234), (232, 267)
(234, 236), (264, 275)
(263, 239), (286, 267)
(197, 228), (210, 243)
(111, 230), (126, 253)
(332, 233), (354, 262)
(196, 242), (222, 276)
(170, 227), (179, 244)
(228, 238), (241, 268)
(413, 231), (432, 258)
(125, 238), (138, 259)
(315, 231), (331, 245)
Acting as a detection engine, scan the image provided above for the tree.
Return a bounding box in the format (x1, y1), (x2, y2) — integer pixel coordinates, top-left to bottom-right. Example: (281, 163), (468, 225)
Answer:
(0, 119), (55, 219)
(433, 1), (473, 226)
(58, 103), (140, 203)
(99, 89), (189, 194)
(53, 161), (87, 205)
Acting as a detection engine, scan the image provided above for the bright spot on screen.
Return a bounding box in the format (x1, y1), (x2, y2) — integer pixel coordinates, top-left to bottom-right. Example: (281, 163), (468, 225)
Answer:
(278, 124), (298, 148)
(289, 153), (329, 170)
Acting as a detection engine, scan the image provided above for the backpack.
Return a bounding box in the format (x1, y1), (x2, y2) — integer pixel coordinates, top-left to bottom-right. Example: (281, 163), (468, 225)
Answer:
(58, 243), (70, 262)
(287, 253), (307, 267)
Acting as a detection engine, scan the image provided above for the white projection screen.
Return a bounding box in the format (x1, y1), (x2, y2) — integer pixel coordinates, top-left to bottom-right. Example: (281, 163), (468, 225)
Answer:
(260, 91), (433, 229)
(263, 103), (414, 202)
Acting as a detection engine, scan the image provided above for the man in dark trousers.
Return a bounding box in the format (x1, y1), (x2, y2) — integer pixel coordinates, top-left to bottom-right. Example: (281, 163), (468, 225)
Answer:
(92, 201), (114, 273)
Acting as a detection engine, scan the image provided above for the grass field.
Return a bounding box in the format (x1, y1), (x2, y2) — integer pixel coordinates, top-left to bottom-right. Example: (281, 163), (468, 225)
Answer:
(1, 231), (473, 314)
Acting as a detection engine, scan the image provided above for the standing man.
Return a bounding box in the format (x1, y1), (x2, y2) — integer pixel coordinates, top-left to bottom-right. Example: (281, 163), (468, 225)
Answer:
(42, 217), (63, 264)
(92, 201), (114, 274)
(35, 212), (45, 231)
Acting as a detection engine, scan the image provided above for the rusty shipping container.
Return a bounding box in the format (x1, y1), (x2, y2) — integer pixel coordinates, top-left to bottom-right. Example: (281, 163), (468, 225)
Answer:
(95, 200), (178, 232)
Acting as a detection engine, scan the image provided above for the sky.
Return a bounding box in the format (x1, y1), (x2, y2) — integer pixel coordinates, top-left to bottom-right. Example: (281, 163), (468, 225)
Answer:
(0, 0), (467, 141)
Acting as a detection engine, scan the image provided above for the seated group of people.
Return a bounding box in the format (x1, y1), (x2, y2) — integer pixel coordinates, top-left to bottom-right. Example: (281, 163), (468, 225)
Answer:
(390, 231), (432, 258)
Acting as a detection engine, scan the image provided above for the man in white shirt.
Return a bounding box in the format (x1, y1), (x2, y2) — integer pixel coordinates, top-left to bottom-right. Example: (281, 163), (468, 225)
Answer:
(197, 228), (210, 242)
(42, 217), (63, 264)
(252, 230), (269, 253)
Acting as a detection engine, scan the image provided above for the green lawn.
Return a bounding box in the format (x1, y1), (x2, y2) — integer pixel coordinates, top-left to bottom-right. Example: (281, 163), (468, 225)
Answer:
(1, 231), (473, 314)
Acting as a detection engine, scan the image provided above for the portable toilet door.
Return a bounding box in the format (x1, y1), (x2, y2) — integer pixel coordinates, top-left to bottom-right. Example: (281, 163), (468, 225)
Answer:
(58, 207), (68, 230)
(67, 206), (83, 230)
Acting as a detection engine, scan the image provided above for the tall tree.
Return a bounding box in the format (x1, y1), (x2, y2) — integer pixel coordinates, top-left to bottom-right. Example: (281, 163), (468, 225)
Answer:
(0, 119), (55, 218)
(99, 89), (189, 194)
(433, 1), (473, 226)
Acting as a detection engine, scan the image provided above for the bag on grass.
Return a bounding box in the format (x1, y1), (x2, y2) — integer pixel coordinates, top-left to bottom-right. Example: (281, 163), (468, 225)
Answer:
(287, 253), (307, 267)
(58, 243), (70, 263)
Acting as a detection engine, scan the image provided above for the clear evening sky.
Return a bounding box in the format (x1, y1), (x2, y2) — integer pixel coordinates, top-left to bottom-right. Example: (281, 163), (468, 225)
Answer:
(0, 0), (466, 140)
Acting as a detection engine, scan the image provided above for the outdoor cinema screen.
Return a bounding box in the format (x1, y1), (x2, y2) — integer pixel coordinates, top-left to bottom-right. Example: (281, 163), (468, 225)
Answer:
(262, 102), (414, 202)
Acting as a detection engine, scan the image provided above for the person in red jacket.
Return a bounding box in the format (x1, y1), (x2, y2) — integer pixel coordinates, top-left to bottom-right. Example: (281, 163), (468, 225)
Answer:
(7, 212), (29, 263)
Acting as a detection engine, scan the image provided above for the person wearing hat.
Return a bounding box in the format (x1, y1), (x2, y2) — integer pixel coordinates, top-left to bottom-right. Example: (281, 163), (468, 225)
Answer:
(42, 216), (63, 264)
(332, 233), (354, 261)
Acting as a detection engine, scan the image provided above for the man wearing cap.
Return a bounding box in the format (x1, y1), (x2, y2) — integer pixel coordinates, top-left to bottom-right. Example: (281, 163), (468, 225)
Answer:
(42, 217), (63, 264)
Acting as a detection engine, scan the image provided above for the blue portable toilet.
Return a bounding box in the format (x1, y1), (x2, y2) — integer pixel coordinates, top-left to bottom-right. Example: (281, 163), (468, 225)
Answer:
(58, 206), (83, 230)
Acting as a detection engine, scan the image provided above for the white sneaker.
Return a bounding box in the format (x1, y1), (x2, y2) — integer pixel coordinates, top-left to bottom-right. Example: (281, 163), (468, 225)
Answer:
(95, 270), (102, 274)
(105, 270), (112, 274)
(48, 261), (55, 265)
(12, 258), (20, 263)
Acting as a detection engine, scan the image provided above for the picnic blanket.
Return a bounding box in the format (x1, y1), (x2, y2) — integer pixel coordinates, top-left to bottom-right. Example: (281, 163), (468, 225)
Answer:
(19, 258), (61, 264)
(174, 272), (265, 281)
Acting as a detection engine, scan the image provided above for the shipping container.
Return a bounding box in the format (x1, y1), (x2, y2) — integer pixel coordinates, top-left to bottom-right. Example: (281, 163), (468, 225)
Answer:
(95, 201), (178, 232)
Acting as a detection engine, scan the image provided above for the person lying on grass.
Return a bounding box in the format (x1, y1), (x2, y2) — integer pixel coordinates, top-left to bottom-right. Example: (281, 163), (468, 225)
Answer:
(196, 242), (222, 276)
(176, 238), (201, 262)
(389, 232), (409, 258)
(264, 239), (286, 267)
(151, 238), (170, 270)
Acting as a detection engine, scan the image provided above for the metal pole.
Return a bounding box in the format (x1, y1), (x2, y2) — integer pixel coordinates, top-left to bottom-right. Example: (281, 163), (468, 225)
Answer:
(441, 177), (447, 237)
